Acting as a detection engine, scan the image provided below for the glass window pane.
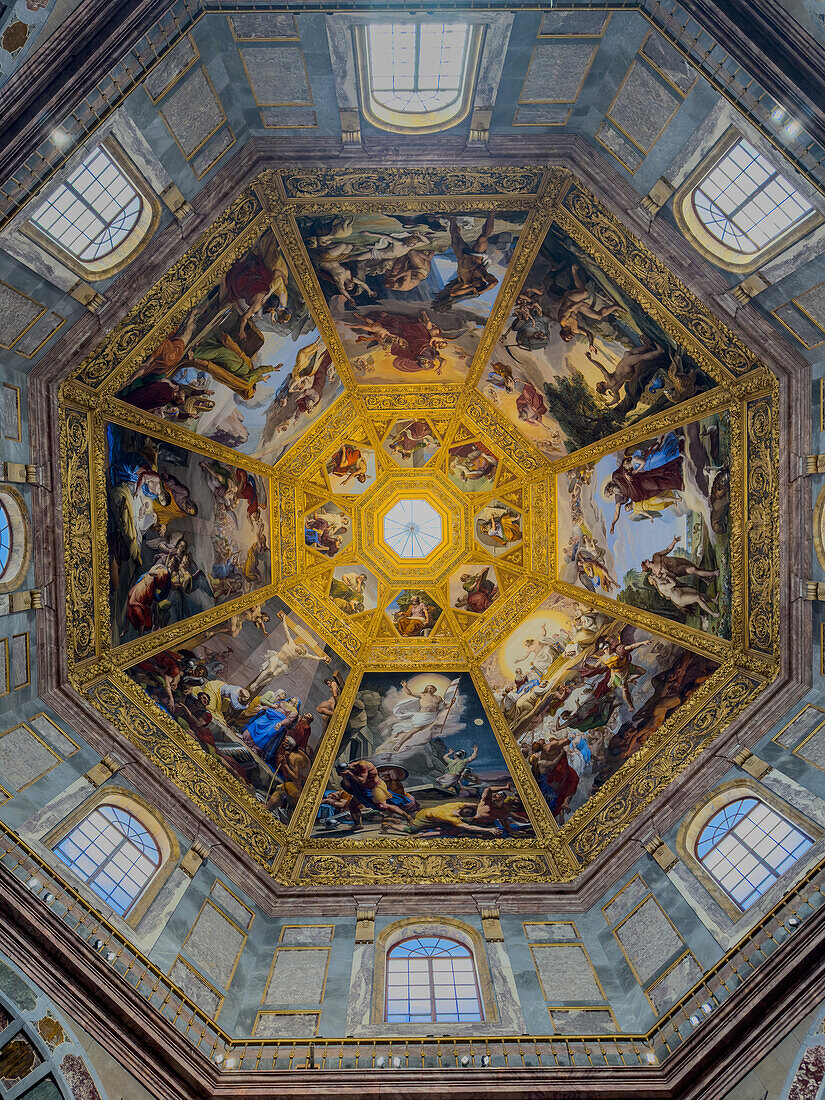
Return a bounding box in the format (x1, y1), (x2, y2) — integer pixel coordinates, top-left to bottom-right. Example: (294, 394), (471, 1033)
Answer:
(31, 146), (143, 263)
(692, 139), (813, 256)
(697, 798), (813, 910)
(386, 935), (481, 1023)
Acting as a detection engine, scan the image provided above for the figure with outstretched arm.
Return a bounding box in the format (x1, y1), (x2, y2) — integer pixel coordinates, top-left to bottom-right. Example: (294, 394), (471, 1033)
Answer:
(247, 611), (330, 696)
(557, 264), (624, 347)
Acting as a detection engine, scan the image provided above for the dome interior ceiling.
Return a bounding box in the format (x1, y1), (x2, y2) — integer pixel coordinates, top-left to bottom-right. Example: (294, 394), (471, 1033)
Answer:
(59, 166), (780, 888)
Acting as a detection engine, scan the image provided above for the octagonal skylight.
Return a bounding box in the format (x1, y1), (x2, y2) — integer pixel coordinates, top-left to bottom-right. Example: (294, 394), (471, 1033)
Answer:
(382, 498), (443, 558)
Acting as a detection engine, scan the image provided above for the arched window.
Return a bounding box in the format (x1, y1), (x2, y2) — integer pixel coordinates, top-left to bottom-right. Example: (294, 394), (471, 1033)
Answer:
(24, 141), (160, 279)
(0, 500), (11, 579)
(692, 138), (812, 254)
(674, 130), (820, 271)
(0, 487), (30, 595)
(355, 21), (482, 134)
(696, 797), (813, 911)
(54, 804), (161, 917)
(385, 936), (483, 1023)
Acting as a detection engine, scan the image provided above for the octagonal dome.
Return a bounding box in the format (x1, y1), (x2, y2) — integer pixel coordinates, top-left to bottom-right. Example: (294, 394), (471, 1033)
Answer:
(58, 165), (779, 889)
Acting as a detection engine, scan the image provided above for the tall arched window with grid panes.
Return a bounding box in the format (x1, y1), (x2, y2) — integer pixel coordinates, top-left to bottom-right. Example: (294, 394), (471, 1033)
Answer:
(356, 21), (482, 134)
(385, 936), (483, 1023)
(674, 131), (819, 271)
(54, 804), (161, 917)
(695, 797), (813, 911)
(25, 141), (160, 279)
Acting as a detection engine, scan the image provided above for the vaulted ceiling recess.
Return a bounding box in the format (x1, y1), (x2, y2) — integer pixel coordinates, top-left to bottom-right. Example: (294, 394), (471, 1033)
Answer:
(59, 166), (779, 887)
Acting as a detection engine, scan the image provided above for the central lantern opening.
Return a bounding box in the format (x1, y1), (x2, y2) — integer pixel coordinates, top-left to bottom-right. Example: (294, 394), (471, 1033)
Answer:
(382, 498), (443, 558)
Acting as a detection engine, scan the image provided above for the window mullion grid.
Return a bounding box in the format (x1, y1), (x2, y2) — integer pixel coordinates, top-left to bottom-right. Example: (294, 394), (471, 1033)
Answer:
(427, 957), (437, 1021)
(731, 822), (780, 896)
(413, 23), (422, 95)
(89, 834), (129, 902)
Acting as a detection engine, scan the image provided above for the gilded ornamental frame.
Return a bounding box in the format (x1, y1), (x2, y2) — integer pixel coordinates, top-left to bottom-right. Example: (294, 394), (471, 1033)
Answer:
(58, 166), (780, 887)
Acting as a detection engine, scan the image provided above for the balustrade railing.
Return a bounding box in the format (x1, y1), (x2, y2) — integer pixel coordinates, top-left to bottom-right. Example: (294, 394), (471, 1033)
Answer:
(2, 820), (823, 1073)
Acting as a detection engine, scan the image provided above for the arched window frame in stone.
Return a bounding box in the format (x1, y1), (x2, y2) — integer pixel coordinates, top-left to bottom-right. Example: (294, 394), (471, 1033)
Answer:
(676, 778), (821, 921)
(45, 786), (180, 929)
(353, 19), (484, 135)
(0, 485), (31, 595)
(372, 917), (497, 1028)
(21, 137), (162, 282)
(672, 127), (822, 273)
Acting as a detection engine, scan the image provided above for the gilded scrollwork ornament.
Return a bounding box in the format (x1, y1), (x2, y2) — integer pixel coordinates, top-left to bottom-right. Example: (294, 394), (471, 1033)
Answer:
(55, 165), (781, 888)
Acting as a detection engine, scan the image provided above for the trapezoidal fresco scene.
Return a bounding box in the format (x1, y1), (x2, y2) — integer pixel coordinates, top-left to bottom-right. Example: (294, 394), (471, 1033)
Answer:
(60, 166), (778, 886)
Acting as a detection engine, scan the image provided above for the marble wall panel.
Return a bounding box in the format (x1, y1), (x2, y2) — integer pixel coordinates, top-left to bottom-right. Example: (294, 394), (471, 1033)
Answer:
(596, 121), (645, 171)
(514, 104), (571, 125)
(0, 725), (60, 792)
(608, 61), (683, 152)
(240, 46), (311, 105)
(209, 881), (254, 930)
(772, 302), (825, 348)
(181, 902), (246, 989)
(549, 1007), (617, 1034)
(0, 960), (36, 1010)
(144, 35), (198, 101)
(259, 107), (317, 128)
(646, 953), (703, 1015)
(520, 40), (599, 103)
(168, 958), (222, 1018)
(11, 311), (63, 358)
(603, 877), (649, 925)
(160, 67), (225, 158)
(1, 384), (20, 440)
(253, 1011), (319, 1038)
(26, 716), (78, 760)
(263, 948), (329, 1005)
(774, 705), (825, 748)
(539, 11), (609, 35)
(189, 128), (234, 178)
(523, 922), (580, 943)
(0, 1032), (41, 1088)
(795, 725), (825, 771)
(0, 282), (44, 350)
(9, 634), (28, 690)
(280, 925), (334, 947)
(530, 944), (605, 1004)
(21, 1075), (62, 1098)
(613, 898), (684, 986)
(787, 1045), (825, 1100)
(640, 31), (698, 94)
(0, 642), (7, 698)
(794, 281), (825, 330)
(228, 13), (299, 39)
